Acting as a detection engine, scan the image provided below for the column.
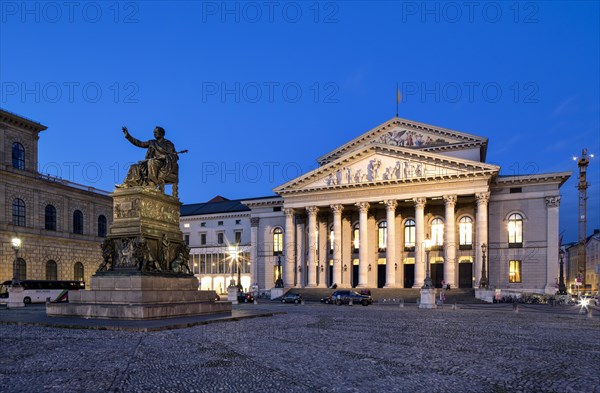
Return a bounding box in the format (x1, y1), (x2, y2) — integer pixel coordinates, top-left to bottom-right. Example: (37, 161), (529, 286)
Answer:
(331, 204), (344, 287)
(283, 208), (295, 288)
(384, 200), (397, 287)
(413, 197), (426, 288)
(545, 196), (560, 294)
(306, 206), (319, 287)
(318, 218), (328, 288)
(475, 192), (490, 287)
(295, 216), (305, 287)
(356, 202), (370, 287)
(443, 195), (457, 288)
(250, 217), (260, 288)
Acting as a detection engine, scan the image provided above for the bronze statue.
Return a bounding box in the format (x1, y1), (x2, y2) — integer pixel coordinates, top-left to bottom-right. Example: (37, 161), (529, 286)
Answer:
(118, 126), (184, 195)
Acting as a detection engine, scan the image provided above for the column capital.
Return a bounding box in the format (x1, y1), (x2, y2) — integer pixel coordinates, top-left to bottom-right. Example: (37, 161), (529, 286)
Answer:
(306, 206), (319, 216)
(413, 197), (426, 209)
(355, 201), (370, 213)
(443, 195), (457, 207)
(330, 204), (344, 214)
(545, 196), (561, 208)
(475, 192), (490, 205)
(384, 199), (398, 210)
(283, 208), (294, 217)
(250, 217), (260, 227)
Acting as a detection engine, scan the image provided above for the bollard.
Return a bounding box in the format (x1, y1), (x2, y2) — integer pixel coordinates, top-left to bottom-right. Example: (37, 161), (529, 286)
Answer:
(301, 299), (305, 305)
(254, 299), (258, 305)
(349, 299), (353, 306)
(399, 298), (404, 308)
(588, 307), (593, 318)
(513, 303), (519, 313)
(452, 303), (457, 310)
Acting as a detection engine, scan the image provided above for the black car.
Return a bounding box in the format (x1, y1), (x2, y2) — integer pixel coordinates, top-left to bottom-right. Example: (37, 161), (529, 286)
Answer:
(331, 290), (373, 306)
(320, 295), (333, 304)
(237, 293), (254, 303)
(281, 293), (303, 304)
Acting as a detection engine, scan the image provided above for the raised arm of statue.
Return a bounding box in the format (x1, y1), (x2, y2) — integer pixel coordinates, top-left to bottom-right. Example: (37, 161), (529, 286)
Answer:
(122, 126), (150, 148)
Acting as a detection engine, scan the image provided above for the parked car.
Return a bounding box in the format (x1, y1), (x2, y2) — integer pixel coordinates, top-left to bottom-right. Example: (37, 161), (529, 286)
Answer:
(331, 290), (373, 306)
(320, 295), (333, 304)
(238, 293), (254, 303)
(281, 293), (303, 304)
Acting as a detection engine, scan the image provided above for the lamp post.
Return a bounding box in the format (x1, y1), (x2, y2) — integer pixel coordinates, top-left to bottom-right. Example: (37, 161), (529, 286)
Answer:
(479, 243), (488, 289)
(422, 237), (433, 289)
(11, 237), (21, 286)
(558, 248), (567, 295)
(275, 255), (284, 288)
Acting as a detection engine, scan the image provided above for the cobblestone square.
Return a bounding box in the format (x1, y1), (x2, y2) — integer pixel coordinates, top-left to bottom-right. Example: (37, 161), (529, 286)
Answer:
(0, 303), (599, 392)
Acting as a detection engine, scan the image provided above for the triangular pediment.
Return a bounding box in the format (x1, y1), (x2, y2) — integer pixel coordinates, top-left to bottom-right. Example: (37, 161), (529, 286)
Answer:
(274, 144), (499, 194)
(317, 117), (488, 165)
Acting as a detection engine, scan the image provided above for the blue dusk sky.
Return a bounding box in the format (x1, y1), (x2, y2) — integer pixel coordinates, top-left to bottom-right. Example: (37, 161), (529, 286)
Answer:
(1, 1), (599, 243)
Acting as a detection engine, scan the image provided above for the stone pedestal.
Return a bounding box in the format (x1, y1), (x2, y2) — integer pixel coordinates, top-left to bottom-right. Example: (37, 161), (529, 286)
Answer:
(7, 285), (25, 309)
(228, 286), (239, 305)
(419, 288), (437, 309)
(270, 287), (285, 300)
(475, 288), (494, 303)
(47, 274), (230, 320)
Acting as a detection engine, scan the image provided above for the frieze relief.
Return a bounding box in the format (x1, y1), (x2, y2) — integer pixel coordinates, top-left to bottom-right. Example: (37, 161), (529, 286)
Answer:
(373, 127), (457, 148)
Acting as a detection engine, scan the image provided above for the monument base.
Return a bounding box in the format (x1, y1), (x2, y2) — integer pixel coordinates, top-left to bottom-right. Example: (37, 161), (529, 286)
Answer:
(7, 285), (25, 309)
(419, 288), (437, 309)
(46, 274), (231, 320)
(270, 287), (285, 300)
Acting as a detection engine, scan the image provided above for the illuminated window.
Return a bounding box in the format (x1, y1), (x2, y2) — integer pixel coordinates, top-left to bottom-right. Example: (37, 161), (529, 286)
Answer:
(12, 142), (25, 169)
(404, 219), (415, 250)
(431, 218), (444, 246)
(509, 260), (521, 283)
(12, 198), (26, 226)
(459, 216), (473, 248)
(508, 213), (523, 247)
(329, 226), (334, 254)
(73, 210), (83, 234)
(17, 258), (26, 280)
(74, 262), (84, 282)
(46, 260), (57, 280)
(378, 221), (387, 251)
(45, 205), (56, 231)
(273, 227), (283, 255)
(352, 224), (360, 252)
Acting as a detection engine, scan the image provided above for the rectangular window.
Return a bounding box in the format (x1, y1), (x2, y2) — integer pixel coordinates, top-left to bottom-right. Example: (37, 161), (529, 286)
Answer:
(235, 231), (242, 244)
(509, 187), (522, 193)
(353, 228), (359, 252)
(218, 221), (224, 226)
(235, 219), (241, 225)
(200, 222), (206, 227)
(200, 233), (207, 245)
(404, 226), (415, 250)
(184, 234), (190, 246)
(273, 207), (282, 212)
(217, 232), (224, 244)
(509, 260), (521, 283)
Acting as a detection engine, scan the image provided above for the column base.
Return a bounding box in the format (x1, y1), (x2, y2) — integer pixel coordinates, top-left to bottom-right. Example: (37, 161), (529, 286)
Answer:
(384, 283), (398, 288)
(305, 283), (318, 288)
(355, 283), (369, 288)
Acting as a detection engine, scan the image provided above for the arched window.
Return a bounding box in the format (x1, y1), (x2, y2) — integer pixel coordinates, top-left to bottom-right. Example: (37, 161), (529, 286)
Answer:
(378, 220), (387, 251)
(74, 262), (84, 282)
(352, 224), (360, 252)
(431, 218), (444, 246)
(46, 260), (57, 280)
(12, 198), (26, 226)
(73, 210), (83, 234)
(97, 215), (107, 237)
(508, 213), (523, 247)
(404, 219), (415, 250)
(273, 227), (283, 255)
(45, 204), (57, 231)
(12, 142), (25, 169)
(459, 216), (473, 248)
(17, 258), (26, 280)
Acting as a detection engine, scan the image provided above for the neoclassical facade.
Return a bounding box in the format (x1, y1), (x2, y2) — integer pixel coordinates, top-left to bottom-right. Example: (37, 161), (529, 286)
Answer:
(184, 117), (570, 295)
(0, 109), (112, 286)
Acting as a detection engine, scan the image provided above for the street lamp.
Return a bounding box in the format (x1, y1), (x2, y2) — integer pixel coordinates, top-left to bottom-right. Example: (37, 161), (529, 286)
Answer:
(275, 255), (284, 288)
(422, 237), (433, 289)
(479, 243), (488, 289)
(558, 248), (567, 295)
(11, 237), (21, 286)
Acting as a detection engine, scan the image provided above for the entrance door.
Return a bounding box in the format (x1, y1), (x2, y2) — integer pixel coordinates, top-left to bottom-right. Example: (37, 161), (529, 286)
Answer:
(404, 264), (414, 288)
(352, 264), (359, 288)
(431, 264), (444, 288)
(377, 264), (386, 288)
(458, 263), (473, 288)
(328, 265), (334, 287)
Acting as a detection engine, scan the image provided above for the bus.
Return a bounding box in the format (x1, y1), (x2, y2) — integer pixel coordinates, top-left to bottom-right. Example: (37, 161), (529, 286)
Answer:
(0, 280), (85, 304)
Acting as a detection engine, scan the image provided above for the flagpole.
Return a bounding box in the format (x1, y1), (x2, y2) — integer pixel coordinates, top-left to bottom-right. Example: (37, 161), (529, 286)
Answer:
(396, 82), (399, 117)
